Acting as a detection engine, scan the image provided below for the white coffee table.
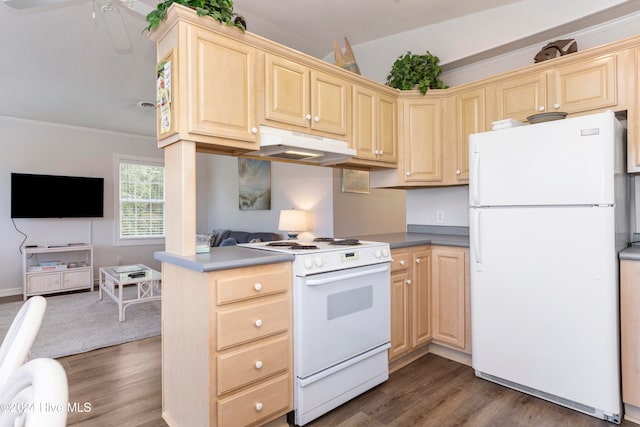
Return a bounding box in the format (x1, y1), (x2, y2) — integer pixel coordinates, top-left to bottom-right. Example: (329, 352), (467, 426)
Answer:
(98, 264), (161, 321)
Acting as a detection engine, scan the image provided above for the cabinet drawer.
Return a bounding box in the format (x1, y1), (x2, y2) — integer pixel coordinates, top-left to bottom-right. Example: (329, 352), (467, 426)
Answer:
(217, 335), (290, 395)
(390, 250), (410, 272)
(217, 373), (291, 427)
(62, 269), (91, 289)
(27, 272), (60, 293)
(217, 298), (289, 350)
(217, 264), (290, 305)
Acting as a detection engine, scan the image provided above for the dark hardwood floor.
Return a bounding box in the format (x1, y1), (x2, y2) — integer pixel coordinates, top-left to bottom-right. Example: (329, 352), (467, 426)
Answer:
(1, 296), (631, 426)
(56, 336), (634, 427)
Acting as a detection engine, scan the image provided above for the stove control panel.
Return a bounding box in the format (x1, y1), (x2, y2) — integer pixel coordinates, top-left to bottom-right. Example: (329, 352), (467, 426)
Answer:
(295, 244), (391, 276)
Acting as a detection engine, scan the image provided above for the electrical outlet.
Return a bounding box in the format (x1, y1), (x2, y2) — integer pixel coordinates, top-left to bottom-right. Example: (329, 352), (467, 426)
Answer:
(116, 256), (124, 265)
(436, 210), (445, 224)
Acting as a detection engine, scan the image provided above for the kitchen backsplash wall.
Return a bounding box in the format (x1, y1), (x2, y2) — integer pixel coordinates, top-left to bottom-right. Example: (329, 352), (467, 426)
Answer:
(406, 186), (469, 227)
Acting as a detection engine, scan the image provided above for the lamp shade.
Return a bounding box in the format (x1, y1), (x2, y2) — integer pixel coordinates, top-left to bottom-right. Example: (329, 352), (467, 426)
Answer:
(278, 209), (308, 232)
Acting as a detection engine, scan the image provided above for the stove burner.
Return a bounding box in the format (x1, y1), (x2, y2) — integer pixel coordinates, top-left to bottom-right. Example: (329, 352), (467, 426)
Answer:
(267, 241), (301, 247)
(292, 245), (319, 250)
(330, 239), (361, 246)
(313, 237), (335, 242)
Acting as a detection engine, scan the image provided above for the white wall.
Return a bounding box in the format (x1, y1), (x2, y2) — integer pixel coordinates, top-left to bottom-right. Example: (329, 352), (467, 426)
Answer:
(0, 117), (163, 296)
(198, 154), (334, 240)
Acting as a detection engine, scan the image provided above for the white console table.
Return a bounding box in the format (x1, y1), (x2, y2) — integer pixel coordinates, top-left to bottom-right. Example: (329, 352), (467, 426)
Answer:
(23, 245), (93, 300)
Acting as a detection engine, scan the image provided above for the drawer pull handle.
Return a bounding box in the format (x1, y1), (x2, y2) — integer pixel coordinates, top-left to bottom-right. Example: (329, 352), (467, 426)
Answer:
(254, 283), (263, 292)
(399, 260), (405, 266)
(255, 361), (263, 369)
(255, 319), (263, 328)
(255, 402), (263, 412)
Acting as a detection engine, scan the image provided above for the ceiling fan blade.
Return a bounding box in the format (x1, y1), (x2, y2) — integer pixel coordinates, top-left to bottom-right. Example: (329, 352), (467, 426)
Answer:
(3, 0), (68, 9)
(101, 4), (132, 52)
(117, 0), (153, 17)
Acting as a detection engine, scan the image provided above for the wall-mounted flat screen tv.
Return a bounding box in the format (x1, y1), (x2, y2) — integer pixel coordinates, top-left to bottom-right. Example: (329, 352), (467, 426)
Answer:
(11, 173), (104, 218)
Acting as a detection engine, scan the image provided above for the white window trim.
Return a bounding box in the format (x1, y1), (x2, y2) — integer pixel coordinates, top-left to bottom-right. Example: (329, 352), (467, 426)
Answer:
(113, 154), (165, 247)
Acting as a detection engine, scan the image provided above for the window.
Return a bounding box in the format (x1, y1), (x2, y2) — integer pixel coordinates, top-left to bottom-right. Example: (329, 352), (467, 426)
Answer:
(115, 155), (165, 246)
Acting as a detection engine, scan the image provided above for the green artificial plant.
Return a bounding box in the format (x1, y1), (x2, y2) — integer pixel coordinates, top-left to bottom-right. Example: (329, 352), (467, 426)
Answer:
(385, 51), (447, 95)
(145, 0), (246, 33)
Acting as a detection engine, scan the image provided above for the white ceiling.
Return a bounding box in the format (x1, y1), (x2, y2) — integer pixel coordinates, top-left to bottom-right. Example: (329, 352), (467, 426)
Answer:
(0, 0), (635, 138)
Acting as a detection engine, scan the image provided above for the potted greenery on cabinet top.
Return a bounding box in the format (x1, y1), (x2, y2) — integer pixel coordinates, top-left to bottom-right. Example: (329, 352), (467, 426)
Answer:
(385, 51), (447, 95)
(145, 0), (246, 33)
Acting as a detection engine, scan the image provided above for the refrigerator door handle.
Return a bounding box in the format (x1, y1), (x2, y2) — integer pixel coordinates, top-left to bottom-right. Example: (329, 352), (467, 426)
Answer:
(472, 151), (481, 205)
(471, 208), (483, 272)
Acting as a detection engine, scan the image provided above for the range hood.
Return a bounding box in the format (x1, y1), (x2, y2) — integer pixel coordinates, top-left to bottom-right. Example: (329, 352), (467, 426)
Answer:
(246, 126), (355, 165)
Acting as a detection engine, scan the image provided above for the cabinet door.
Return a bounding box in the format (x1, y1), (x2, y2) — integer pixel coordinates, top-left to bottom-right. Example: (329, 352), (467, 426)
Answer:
(187, 26), (258, 142)
(432, 247), (467, 350)
(630, 47), (640, 173)
(411, 247), (432, 348)
(310, 70), (350, 136)
(494, 72), (547, 122)
(548, 54), (617, 114)
(377, 93), (398, 164)
(389, 271), (410, 362)
(621, 260), (640, 406)
(61, 269), (91, 289)
(352, 85), (377, 160)
(452, 88), (485, 183)
(27, 273), (60, 294)
(264, 54), (310, 129)
(402, 98), (443, 184)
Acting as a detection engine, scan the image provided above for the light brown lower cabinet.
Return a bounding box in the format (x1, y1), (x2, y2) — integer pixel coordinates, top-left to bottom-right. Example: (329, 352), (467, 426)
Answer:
(161, 261), (293, 427)
(620, 259), (640, 414)
(389, 245), (470, 365)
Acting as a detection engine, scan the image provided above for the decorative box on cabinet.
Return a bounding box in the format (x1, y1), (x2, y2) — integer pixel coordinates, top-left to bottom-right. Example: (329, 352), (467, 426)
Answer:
(161, 261), (293, 427)
(263, 53), (351, 139)
(23, 245), (93, 299)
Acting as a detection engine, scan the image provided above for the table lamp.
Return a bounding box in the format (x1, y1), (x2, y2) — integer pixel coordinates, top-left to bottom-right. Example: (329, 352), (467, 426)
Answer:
(279, 209), (308, 239)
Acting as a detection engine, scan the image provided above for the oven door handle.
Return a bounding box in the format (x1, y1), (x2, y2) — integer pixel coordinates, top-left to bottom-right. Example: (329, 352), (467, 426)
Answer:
(304, 264), (390, 286)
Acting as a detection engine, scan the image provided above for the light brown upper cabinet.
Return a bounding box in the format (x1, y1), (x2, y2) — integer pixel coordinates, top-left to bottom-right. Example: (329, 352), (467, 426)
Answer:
(397, 93), (445, 186)
(186, 27), (259, 143)
(628, 47), (640, 173)
(263, 53), (351, 139)
(492, 54), (618, 122)
(447, 87), (486, 184)
(350, 84), (398, 166)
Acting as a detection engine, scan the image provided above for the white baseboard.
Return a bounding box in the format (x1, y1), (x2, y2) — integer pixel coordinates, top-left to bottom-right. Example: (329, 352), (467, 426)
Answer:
(625, 403), (640, 425)
(0, 287), (22, 297)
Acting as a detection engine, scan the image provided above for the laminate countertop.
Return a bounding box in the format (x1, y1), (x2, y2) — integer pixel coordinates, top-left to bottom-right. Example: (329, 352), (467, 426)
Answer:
(619, 246), (640, 261)
(348, 232), (469, 249)
(155, 246), (294, 272)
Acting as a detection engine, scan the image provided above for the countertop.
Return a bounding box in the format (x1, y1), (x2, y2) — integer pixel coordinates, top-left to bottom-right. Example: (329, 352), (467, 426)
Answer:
(351, 232), (469, 249)
(347, 225), (469, 249)
(155, 246), (294, 272)
(619, 246), (640, 261)
(156, 226), (469, 272)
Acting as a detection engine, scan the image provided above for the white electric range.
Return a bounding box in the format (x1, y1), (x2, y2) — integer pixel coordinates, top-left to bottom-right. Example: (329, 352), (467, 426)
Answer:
(239, 238), (392, 425)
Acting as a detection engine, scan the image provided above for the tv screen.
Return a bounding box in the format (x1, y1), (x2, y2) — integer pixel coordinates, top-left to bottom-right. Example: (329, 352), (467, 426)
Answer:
(11, 173), (104, 218)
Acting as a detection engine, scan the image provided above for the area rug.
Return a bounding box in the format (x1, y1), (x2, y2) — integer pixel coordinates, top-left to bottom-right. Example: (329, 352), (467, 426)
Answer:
(0, 290), (160, 359)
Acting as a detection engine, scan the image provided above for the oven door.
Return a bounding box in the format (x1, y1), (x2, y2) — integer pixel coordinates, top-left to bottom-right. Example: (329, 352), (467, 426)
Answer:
(294, 262), (391, 379)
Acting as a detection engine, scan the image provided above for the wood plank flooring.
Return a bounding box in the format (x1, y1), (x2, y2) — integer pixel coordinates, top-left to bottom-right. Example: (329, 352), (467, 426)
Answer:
(53, 335), (635, 427)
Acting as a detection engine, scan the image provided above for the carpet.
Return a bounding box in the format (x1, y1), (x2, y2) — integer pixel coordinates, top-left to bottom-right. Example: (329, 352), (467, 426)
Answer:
(0, 289), (160, 359)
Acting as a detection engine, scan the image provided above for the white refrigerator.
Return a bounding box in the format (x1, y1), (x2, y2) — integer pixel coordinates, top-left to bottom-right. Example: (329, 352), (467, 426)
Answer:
(469, 111), (631, 423)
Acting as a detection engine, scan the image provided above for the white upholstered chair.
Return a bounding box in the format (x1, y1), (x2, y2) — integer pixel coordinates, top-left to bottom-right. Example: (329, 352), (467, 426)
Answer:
(0, 357), (68, 427)
(0, 296), (47, 388)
